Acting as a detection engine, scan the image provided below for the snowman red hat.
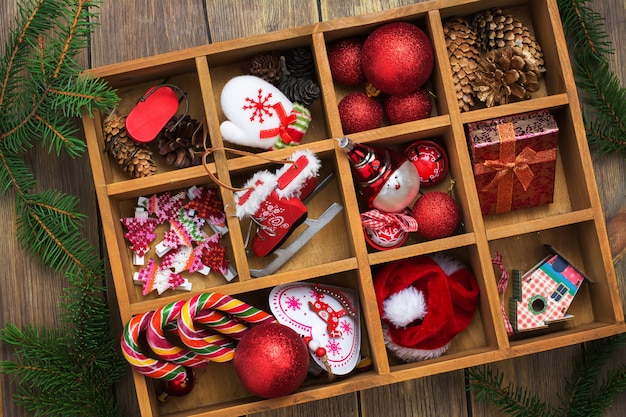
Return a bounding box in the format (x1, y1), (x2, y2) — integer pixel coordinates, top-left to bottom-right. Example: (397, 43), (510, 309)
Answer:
(373, 254), (479, 362)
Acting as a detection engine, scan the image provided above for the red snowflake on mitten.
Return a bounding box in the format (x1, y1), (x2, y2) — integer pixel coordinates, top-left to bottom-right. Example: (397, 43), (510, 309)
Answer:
(243, 88), (274, 123)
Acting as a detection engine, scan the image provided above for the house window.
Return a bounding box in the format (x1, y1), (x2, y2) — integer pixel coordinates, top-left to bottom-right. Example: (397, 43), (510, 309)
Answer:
(550, 284), (568, 302)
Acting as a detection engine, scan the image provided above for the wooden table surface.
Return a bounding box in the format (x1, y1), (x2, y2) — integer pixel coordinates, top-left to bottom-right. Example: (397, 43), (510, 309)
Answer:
(1, 1), (626, 416)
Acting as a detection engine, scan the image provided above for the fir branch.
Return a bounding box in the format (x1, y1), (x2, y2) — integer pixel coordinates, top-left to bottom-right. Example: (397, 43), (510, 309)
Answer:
(558, 0), (626, 155)
(557, 0), (613, 60)
(560, 334), (626, 417)
(467, 366), (558, 417)
(0, 1), (125, 416)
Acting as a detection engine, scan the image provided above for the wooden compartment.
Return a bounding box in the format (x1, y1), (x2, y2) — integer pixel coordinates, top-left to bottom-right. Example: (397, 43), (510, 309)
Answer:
(81, 0), (626, 416)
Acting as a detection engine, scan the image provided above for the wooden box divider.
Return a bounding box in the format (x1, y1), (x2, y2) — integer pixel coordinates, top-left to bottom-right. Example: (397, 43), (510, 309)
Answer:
(81, 0), (626, 415)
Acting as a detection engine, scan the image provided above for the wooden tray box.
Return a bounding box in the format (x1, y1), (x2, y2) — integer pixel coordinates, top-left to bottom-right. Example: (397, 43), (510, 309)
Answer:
(81, 0), (626, 415)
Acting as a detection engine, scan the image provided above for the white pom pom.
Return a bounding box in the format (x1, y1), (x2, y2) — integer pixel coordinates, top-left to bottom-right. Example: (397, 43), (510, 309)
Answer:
(382, 286), (427, 328)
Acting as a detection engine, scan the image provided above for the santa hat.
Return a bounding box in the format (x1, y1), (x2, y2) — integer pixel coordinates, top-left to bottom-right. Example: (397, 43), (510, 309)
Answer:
(373, 254), (479, 362)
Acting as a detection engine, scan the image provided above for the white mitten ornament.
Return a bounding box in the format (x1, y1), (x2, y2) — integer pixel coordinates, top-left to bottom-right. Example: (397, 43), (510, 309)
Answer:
(220, 75), (312, 150)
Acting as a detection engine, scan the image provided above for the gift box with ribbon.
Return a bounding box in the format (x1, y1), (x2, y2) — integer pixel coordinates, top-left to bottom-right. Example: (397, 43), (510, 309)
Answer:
(468, 110), (558, 215)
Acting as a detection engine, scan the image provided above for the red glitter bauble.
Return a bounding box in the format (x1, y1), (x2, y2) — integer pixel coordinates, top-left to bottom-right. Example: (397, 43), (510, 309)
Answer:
(361, 22), (434, 95)
(383, 89), (432, 125)
(327, 37), (366, 86)
(233, 322), (309, 399)
(161, 369), (195, 397)
(338, 91), (383, 134)
(412, 191), (460, 240)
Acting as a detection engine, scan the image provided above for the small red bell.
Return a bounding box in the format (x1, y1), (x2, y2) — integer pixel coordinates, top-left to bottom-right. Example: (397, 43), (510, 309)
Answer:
(404, 140), (449, 187)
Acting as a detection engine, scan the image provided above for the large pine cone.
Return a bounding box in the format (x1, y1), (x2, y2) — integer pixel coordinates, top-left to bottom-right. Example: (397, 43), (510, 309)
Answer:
(473, 46), (541, 107)
(103, 110), (157, 178)
(284, 46), (316, 80)
(156, 115), (206, 169)
(249, 52), (282, 86)
(472, 8), (544, 69)
(443, 17), (480, 112)
(278, 77), (320, 107)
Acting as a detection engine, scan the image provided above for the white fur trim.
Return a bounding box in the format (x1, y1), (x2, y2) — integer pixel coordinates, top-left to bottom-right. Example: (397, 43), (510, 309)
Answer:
(274, 149), (321, 199)
(429, 253), (465, 277)
(383, 327), (450, 362)
(382, 286), (427, 328)
(234, 170), (276, 218)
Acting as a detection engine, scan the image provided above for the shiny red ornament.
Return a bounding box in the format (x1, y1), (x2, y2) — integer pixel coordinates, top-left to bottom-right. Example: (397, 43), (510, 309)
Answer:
(338, 137), (420, 212)
(233, 322), (309, 399)
(160, 368), (195, 399)
(411, 191), (460, 240)
(364, 221), (408, 250)
(383, 89), (432, 125)
(327, 37), (366, 86)
(361, 22), (434, 95)
(404, 140), (449, 187)
(338, 91), (383, 134)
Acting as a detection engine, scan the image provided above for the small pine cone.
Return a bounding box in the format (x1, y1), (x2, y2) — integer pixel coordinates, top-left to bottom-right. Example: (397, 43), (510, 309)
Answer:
(156, 115), (206, 169)
(284, 46), (315, 80)
(278, 77), (320, 107)
(473, 46), (541, 107)
(249, 52), (282, 86)
(103, 110), (156, 178)
(472, 8), (544, 69)
(443, 17), (481, 112)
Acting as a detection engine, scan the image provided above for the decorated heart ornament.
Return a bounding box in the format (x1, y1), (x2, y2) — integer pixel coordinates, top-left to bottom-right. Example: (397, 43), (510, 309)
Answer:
(269, 282), (361, 375)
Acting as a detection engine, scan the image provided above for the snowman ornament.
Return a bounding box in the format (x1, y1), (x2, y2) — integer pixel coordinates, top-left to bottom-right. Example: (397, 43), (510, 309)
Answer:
(337, 137), (420, 250)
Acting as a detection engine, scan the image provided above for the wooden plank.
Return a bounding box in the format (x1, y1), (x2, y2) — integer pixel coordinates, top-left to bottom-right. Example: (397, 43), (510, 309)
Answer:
(205, 0), (319, 43)
(90, 0), (210, 67)
(360, 372), (468, 417)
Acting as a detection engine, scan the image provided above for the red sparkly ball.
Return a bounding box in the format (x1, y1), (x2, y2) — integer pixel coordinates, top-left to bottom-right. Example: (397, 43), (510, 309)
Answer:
(161, 369), (195, 398)
(412, 191), (460, 240)
(383, 89), (433, 125)
(361, 22), (434, 95)
(328, 37), (366, 86)
(233, 322), (309, 399)
(338, 91), (383, 134)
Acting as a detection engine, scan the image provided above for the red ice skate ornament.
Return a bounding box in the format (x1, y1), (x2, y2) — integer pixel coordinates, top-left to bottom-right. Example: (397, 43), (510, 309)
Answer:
(220, 75), (312, 150)
(234, 150), (343, 276)
(337, 137), (420, 213)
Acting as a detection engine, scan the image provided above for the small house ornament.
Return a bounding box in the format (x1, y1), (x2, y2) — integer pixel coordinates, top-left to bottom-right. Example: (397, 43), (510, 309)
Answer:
(509, 246), (591, 332)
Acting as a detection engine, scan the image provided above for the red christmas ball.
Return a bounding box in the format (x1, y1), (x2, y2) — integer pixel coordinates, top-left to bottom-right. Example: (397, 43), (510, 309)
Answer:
(412, 191), (460, 240)
(161, 369), (195, 398)
(338, 91), (383, 134)
(327, 37), (366, 86)
(383, 89), (432, 125)
(404, 140), (449, 187)
(233, 322), (309, 399)
(361, 22), (434, 95)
